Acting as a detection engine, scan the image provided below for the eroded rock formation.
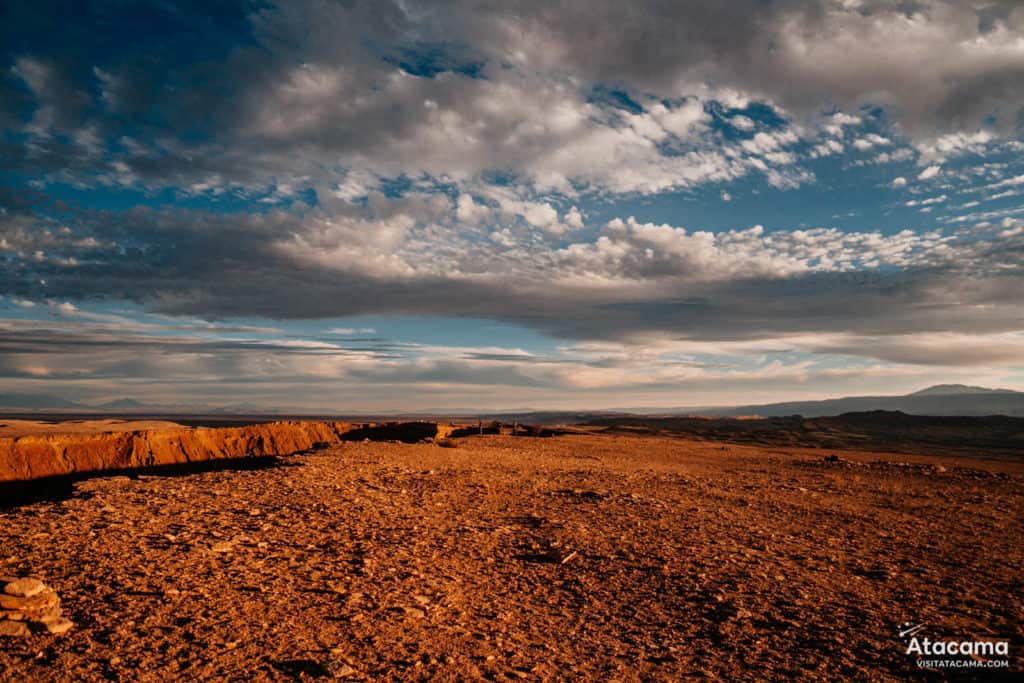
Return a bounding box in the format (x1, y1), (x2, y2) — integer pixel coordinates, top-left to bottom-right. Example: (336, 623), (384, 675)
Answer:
(0, 421), (457, 483)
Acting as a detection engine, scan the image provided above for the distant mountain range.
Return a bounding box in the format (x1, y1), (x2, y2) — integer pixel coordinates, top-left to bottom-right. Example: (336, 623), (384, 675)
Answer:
(0, 393), (86, 410)
(1, 384), (1022, 419)
(0, 393), (282, 416)
(694, 384), (1024, 418)
(907, 384), (1015, 396)
(95, 398), (149, 410)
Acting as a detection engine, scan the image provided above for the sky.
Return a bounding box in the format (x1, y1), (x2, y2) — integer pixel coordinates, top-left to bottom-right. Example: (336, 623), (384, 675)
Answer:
(1, 0), (1023, 413)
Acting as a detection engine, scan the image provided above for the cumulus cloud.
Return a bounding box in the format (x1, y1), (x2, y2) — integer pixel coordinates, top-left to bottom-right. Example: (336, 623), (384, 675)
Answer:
(916, 130), (995, 163)
(729, 115), (755, 131)
(448, 0), (1024, 138)
(4, 0), (1023, 201)
(3, 189), (1022, 349)
(810, 139), (844, 158)
(852, 134), (891, 151)
(455, 194), (492, 226)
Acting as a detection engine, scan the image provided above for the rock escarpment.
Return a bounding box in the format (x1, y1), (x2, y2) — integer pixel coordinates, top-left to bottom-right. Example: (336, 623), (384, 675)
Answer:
(0, 421), (454, 483)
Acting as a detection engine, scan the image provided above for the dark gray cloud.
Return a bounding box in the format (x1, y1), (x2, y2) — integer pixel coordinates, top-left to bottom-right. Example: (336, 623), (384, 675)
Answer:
(455, 0), (1024, 135)
(2, 189), (1022, 346)
(3, 1), (1022, 194)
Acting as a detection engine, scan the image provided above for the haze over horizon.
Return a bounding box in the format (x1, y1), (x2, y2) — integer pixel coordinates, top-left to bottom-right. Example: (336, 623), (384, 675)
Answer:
(2, 1), (1024, 412)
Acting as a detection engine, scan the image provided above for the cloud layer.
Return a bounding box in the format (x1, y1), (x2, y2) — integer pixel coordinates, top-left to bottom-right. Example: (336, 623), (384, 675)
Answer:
(3, 189), (1022, 346)
(1, 1), (1023, 408)
(3, 1), (1023, 195)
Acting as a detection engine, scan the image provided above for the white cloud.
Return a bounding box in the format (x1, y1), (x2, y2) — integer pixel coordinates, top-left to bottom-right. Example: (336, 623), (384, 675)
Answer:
(852, 134), (890, 151)
(549, 217), (971, 287)
(905, 195), (947, 208)
(647, 99), (709, 138)
(563, 206), (584, 231)
(332, 170), (378, 202)
(891, 177), (907, 188)
(918, 165), (941, 181)
(455, 194), (491, 226)
(986, 189), (1022, 202)
(858, 149), (914, 166)
(326, 327), (376, 335)
(916, 131), (994, 163)
(821, 111), (862, 137)
(975, 174), (1024, 193)
(521, 202), (561, 232)
(810, 139), (843, 158)
(729, 114), (755, 131)
(53, 301), (79, 315)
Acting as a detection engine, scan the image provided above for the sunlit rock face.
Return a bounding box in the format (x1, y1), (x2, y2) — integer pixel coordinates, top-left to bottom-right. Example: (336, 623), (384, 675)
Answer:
(0, 421), (459, 482)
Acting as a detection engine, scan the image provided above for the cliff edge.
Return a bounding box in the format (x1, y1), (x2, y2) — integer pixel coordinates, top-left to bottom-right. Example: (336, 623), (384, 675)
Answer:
(0, 420), (453, 483)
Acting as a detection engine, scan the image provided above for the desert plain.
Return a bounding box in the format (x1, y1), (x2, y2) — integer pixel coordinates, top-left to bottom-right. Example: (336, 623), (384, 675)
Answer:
(0, 418), (1021, 681)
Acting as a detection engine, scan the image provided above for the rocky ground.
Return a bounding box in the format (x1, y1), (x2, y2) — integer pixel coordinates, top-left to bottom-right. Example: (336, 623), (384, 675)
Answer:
(0, 432), (1021, 681)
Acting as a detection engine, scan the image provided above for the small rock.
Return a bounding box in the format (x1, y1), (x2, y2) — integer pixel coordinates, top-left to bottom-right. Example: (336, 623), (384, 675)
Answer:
(0, 620), (31, 637)
(211, 542), (234, 553)
(0, 589), (59, 612)
(45, 618), (74, 635)
(3, 577), (47, 598)
(329, 663), (358, 678)
(37, 607), (63, 624)
(402, 607), (425, 619)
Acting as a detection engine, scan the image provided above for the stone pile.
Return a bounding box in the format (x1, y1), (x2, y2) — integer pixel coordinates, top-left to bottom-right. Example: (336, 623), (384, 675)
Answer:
(0, 576), (73, 637)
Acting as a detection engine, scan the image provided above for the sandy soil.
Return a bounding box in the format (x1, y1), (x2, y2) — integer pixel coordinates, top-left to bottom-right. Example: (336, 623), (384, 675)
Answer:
(0, 419), (186, 438)
(0, 433), (1021, 681)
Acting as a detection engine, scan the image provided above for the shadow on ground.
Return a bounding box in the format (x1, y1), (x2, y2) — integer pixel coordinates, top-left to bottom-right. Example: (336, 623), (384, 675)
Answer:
(0, 456), (293, 509)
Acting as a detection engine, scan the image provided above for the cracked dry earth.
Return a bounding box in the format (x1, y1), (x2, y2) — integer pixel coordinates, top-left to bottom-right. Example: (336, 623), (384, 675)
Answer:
(0, 433), (1022, 681)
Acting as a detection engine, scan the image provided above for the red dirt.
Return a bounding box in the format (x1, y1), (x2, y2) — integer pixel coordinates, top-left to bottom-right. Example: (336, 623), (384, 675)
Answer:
(0, 433), (1021, 681)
